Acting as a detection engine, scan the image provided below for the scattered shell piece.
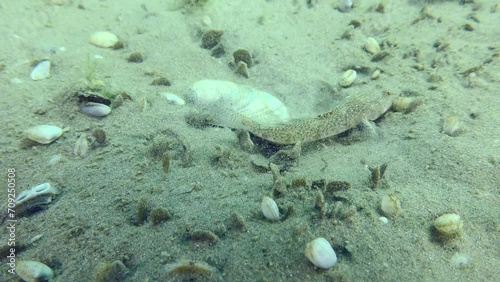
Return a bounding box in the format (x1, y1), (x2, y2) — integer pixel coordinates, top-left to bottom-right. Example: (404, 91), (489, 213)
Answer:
(450, 253), (471, 268)
(381, 193), (402, 216)
(442, 116), (463, 136)
(234, 61), (249, 78)
(14, 183), (59, 217)
(433, 213), (463, 237)
(339, 69), (357, 87)
(16, 260), (54, 282)
(339, 0), (353, 12)
(161, 92), (185, 105)
(25, 125), (63, 144)
(364, 37), (381, 54)
(378, 216), (389, 224)
(202, 15), (212, 26)
(261, 196), (280, 221)
(48, 154), (63, 165)
(304, 237), (338, 269)
(138, 96), (148, 112)
(392, 97), (422, 113)
(11, 77), (23, 84)
(30, 60), (51, 80)
(81, 102), (112, 117)
(73, 134), (89, 157)
(89, 31), (119, 48)
(165, 259), (215, 275)
(371, 69), (381, 80)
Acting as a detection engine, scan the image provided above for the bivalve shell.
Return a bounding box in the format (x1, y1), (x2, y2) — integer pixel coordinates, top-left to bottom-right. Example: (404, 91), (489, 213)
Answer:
(16, 260), (54, 282)
(261, 196), (280, 221)
(339, 69), (357, 87)
(304, 237), (338, 269)
(364, 37), (381, 54)
(30, 60), (51, 80)
(89, 31), (119, 48)
(25, 125), (63, 144)
(433, 213), (463, 237)
(187, 80), (290, 129)
(15, 182), (59, 217)
(162, 92), (185, 105)
(73, 134), (89, 157)
(381, 193), (402, 217)
(81, 102), (112, 117)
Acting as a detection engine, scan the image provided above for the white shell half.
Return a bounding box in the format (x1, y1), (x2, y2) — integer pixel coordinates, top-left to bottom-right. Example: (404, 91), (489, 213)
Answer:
(304, 237), (338, 269)
(25, 125), (63, 144)
(81, 103), (111, 117)
(89, 31), (119, 48)
(73, 134), (89, 157)
(339, 0), (353, 12)
(339, 69), (357, 87)
(162, 92), (185, 105)
(30, 60), (51, 81)
(16, 260), (54, 282)
(187, 80), (290, 129)
(261, 196), (280, 221)
(365, 37), (381, 54)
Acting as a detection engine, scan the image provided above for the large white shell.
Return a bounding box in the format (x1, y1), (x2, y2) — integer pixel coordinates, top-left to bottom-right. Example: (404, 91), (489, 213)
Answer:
(89, 31), (119, 48)
(25, 125), (63, 144)
(30, 60), (51, 81)
(81, 103), (111, 117)
(187, 80), (290, 129)
(261, 196), (280, 221)
(16, 260), (54, 282)
(304, 237), (338, 269)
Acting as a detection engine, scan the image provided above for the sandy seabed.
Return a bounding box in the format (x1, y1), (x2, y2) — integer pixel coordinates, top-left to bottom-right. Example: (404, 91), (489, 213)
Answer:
(0, 0), (499, 281)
